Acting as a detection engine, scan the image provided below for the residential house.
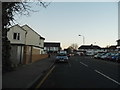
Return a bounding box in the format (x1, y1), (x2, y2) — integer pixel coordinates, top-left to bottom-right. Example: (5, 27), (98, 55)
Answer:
(7, 24), (27, 67)
(7, 24), (46, 67)
(44, 42), (61, 54)
(108, 45), (117, 52)
(21, 25), (46, 64)
(22, 24), (45, 53)
(78, 44), (101, 55)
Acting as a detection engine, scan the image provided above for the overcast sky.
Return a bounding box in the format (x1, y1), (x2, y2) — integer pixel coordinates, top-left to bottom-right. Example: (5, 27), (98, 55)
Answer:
(14, 2), (118, 49)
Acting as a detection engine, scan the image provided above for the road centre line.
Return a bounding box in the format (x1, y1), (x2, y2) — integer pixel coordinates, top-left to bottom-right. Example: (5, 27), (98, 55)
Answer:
(94, 70), (120, 86)
(80, 62), (88, 67)
(36, 65), (56, 88)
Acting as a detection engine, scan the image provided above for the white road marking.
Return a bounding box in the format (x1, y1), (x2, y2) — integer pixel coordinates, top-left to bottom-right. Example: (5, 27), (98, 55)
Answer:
(80, 62), (88, 67)
(94, 70), (120, 86)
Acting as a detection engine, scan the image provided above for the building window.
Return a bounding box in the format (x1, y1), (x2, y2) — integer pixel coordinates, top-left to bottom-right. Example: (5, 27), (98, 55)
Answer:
(13, 33), (20, 40)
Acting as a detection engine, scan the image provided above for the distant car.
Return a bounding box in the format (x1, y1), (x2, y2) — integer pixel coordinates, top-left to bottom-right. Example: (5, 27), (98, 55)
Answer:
(55, 53), (69, 63)
(115, 53), (120, 63)
(99, 53), (107, 59)
(86, 51), (94, 56)
(109, 53), (117, 61)
(94, 53), (103, 59)
(105, 53), (113, 60)
(67, 53), (71, 57)
(101, 53), (111, 60)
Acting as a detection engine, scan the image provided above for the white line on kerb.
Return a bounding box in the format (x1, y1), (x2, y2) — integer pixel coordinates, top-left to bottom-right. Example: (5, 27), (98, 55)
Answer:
(80, 62), (88, 67)
(94, 70), (120, 86)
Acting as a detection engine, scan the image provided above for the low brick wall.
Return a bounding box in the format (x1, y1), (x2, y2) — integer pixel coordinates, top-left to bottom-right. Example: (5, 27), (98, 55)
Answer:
(32, 54), (48, 63)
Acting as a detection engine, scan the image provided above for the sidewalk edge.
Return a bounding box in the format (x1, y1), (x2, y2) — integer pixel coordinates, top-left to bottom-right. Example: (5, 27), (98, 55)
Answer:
(26, 62), (55, 88)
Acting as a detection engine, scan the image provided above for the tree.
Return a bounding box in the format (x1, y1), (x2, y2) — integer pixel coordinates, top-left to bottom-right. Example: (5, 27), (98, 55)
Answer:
(2, 0), (50, 72)
(70, 43), (78, 50)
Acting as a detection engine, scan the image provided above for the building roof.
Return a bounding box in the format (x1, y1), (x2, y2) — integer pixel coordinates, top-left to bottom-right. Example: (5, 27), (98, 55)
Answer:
(22, 24), (45, 40)
(40, 36), (45, 40)
(22, 24), (41, 36)
(9, 24), (27, 32)
(78, 45), (101, 49)
(108, 45), (117, 49)
(44, 42), (60, 47)
(117, 39), (120, 42)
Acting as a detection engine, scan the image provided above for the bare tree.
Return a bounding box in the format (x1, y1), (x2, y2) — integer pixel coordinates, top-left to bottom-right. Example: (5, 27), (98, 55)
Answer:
(70, 43), (78, 50)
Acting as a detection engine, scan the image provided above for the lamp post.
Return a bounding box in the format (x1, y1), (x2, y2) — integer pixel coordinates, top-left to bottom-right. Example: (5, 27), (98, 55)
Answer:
(78, 35), (85, 45)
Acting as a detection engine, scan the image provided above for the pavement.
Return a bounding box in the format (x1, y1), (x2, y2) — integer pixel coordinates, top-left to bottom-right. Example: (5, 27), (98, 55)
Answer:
(2, 56), (55, 88)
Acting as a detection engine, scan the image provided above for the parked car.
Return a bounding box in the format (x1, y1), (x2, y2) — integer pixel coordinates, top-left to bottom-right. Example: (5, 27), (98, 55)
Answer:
(109, 53), (117, 62)
(55, 53), (69, 63)
(97, 53), (106, 59)
(94, 53), (104, 59)
(105, 53), (114, 61)
(115, 53), (120, 63)
(100, 53), (111, 60)
(67, 53), (71, 57)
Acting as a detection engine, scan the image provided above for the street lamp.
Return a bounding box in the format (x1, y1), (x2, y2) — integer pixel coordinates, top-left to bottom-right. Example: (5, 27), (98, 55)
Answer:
(78, 35), (85, 45)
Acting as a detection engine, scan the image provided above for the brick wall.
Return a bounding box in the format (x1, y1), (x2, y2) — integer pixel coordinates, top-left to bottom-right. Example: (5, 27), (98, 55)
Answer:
(23, 46), (48, 64)
(32, 54), (48, 63)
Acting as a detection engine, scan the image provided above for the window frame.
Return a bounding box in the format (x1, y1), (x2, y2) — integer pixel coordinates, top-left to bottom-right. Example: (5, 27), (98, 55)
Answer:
(13, 32), (20, 40)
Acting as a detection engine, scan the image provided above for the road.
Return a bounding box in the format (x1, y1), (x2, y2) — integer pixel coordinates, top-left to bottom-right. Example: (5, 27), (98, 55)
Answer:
(36, 56), (120, 88)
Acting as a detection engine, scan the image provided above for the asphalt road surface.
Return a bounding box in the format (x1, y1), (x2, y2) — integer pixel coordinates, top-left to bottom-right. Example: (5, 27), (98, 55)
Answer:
(37, 56), (120, 88)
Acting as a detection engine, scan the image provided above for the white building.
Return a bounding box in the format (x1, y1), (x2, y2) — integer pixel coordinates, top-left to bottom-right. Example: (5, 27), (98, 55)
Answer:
(7, 24), (26, 66)
(78, 45), (102, 55)
(22, 25), (45, 54)
(7, 24), (45, 67)
(44, 42), (61, 54)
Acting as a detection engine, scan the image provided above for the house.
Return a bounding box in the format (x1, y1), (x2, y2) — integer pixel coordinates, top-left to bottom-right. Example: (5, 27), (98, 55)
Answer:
(78, 44), (101, 55)
(21, 25), (46, 64)
(7, 24), (46, 67)
(22, 25), (45, 54)
(7, 24), (27, 67)
(108, 45), (117, 52)
(44, 42), (61, 54)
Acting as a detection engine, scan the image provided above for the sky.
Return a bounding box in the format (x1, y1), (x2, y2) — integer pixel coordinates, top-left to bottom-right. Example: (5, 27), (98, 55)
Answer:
(14, 2), (118, 49)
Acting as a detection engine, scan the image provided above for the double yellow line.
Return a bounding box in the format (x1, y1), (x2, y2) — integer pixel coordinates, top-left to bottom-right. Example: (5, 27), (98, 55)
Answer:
(35, 65), (56, 88)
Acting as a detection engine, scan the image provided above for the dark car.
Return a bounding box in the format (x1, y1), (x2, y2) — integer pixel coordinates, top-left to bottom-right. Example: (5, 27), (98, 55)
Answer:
(101, 53), (111, 60)
(110, 53), (117, 62)
(96, 52), (107, 59)
(55, 53), (69, 63)
(94, 53), (104, 59)
(115, 53), (120, 63)
(67, 53), (71, 58)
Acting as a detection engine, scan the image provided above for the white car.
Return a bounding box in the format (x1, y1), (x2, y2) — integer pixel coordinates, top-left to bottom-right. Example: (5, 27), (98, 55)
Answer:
(55, 53), (69, 63)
